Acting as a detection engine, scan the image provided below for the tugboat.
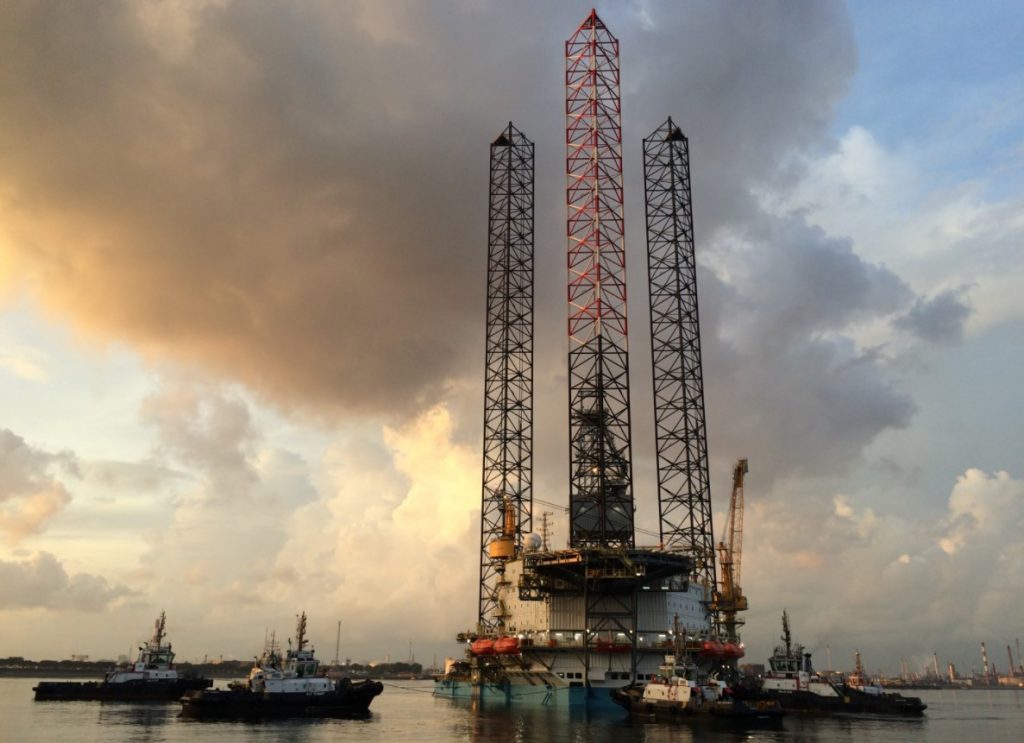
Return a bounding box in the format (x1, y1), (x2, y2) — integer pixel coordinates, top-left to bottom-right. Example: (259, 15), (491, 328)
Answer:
(611, 651), (784, 722)
(180, 612), (383, 719)
(33, 612), (212, 701)
(758, 610), (926, 716)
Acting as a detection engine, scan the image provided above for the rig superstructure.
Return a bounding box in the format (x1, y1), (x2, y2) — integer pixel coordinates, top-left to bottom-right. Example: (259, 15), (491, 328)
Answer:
(437, 9), (739, 707)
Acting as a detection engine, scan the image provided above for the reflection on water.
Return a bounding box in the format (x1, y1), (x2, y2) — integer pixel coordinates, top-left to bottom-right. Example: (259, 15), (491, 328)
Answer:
(96, 702), (177, 730)
(4, 679), (1023, 743)
(443, 696), (787, 743)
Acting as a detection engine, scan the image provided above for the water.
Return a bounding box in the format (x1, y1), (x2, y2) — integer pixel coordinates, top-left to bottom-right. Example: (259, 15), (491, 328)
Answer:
(2, 678), (1022, 742)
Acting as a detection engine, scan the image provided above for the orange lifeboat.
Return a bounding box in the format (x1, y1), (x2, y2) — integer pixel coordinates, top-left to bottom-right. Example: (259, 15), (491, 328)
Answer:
(470, 638), (495, 656)
(699, 639), (726, 658)
(721, 642), (744, 659)
(494, 636), (520, 655)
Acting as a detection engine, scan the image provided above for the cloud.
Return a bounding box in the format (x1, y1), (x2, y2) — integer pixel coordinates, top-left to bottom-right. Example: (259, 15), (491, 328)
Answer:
(0, 0), (927, 495)
(0, 345), (48, 382)
(780, 126), (1024, 335)
(5, 0), (1010, 665)
(136, 381), (317, 617)
(0, 428), (78, 541)
(894, 287), (972, 344)
(741, 468), (1024, 673)
(270, 403), (480, 651)
(940, 468), (1023, 556)
(0, 552), (134, 610)
(129, 380), (478, 657)
(0, 0), (861, 425)
(139, 381), (258, 492)
(689, 215), (916, 487)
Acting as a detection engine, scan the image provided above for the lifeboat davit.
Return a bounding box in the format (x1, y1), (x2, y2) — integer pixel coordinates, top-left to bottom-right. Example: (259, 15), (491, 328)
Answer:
(470, 639), (495, 656)
(494, 636), (520, 655)
(721, 642), (744, 659)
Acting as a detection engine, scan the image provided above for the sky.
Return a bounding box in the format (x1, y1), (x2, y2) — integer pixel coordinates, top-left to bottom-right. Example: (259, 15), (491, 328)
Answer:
(1, 0), (1022, 677)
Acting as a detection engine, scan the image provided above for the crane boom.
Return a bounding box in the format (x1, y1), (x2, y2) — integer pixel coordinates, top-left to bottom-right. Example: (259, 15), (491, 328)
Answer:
(727, 458), (747, 591)
(713, 458), (748, 642)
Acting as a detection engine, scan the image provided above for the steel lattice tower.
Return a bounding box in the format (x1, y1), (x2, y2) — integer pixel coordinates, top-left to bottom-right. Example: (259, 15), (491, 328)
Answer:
(478, 123), (534, 632)
(565, 10), (634, 550)
(643, 118), (716, 594)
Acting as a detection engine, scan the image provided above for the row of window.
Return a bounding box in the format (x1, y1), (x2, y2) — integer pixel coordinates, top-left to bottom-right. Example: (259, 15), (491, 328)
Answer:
(555, 671), (655, 681)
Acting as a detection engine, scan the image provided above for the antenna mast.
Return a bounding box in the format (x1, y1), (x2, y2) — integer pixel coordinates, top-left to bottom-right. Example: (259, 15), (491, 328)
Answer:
(334, 620), (341, 667)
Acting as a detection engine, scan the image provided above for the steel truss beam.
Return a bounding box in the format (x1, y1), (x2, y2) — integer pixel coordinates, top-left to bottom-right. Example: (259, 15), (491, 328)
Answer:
(565, 10), (634, 550)
(478, 123), (534, 632)
(643, 118), (717, 595)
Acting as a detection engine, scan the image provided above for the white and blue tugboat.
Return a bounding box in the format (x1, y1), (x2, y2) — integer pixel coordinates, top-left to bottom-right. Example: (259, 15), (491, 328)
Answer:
(180, 612), (382, 719)
(33, 612), (212, 702)
(610, 649), (783, 722)
(758, 610), (926, 716)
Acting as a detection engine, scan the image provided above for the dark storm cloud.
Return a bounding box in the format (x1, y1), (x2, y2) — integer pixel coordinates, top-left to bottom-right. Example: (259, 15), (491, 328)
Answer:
(1, 0), (924, 487)
(894, 287), (972, 344)
(692, 218), (915, 486)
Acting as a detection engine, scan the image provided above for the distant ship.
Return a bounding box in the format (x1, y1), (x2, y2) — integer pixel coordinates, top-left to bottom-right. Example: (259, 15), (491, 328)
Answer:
(757, 611), (927, 716)
(33, 612), (212, 701)
(180, 612), (382, 719)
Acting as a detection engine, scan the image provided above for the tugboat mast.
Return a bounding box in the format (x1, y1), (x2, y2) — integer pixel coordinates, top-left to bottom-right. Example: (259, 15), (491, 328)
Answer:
(295, 612), (308, 653)
(782, 609), (792, 657)
(152, 611), (167, 647)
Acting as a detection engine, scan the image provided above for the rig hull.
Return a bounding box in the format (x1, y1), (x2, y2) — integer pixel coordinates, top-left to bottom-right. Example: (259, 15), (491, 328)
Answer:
(433, 677), (618, 707)
(439, 550), (723, 708)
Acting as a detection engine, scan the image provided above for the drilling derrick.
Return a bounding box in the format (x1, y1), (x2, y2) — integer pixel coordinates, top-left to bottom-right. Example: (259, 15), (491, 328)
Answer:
(478, 123), (534, 633)
(565, 10), (634, 549)
(643, 118), (717, 598)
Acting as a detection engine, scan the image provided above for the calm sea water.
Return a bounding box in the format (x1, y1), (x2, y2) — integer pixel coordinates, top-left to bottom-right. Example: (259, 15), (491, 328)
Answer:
(2, 678), (1022, 742)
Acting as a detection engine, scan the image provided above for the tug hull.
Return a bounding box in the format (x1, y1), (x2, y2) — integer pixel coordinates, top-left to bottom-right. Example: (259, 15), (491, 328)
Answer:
(33, 678), (211, 702)
(180, 678), (383, 719)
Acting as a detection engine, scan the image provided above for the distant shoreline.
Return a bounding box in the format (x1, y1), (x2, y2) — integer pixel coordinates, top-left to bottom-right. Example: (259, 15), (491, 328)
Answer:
(0, 668), (244, 680)
(0, 661), (428, 682)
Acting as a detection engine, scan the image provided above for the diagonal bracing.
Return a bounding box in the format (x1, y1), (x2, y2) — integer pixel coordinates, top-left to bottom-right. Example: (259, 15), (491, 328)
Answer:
(643, 118), (717, 595)
(565, 10), (634, 550)
(478, 123), (534, 632)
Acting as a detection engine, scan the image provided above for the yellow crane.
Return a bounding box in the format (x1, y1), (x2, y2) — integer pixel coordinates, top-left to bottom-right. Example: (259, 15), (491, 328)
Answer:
(713, 458), (748, 642)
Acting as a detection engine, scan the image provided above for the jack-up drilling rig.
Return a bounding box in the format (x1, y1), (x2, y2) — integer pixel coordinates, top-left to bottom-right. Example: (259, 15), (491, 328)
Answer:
(440, 10), (731, 708)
